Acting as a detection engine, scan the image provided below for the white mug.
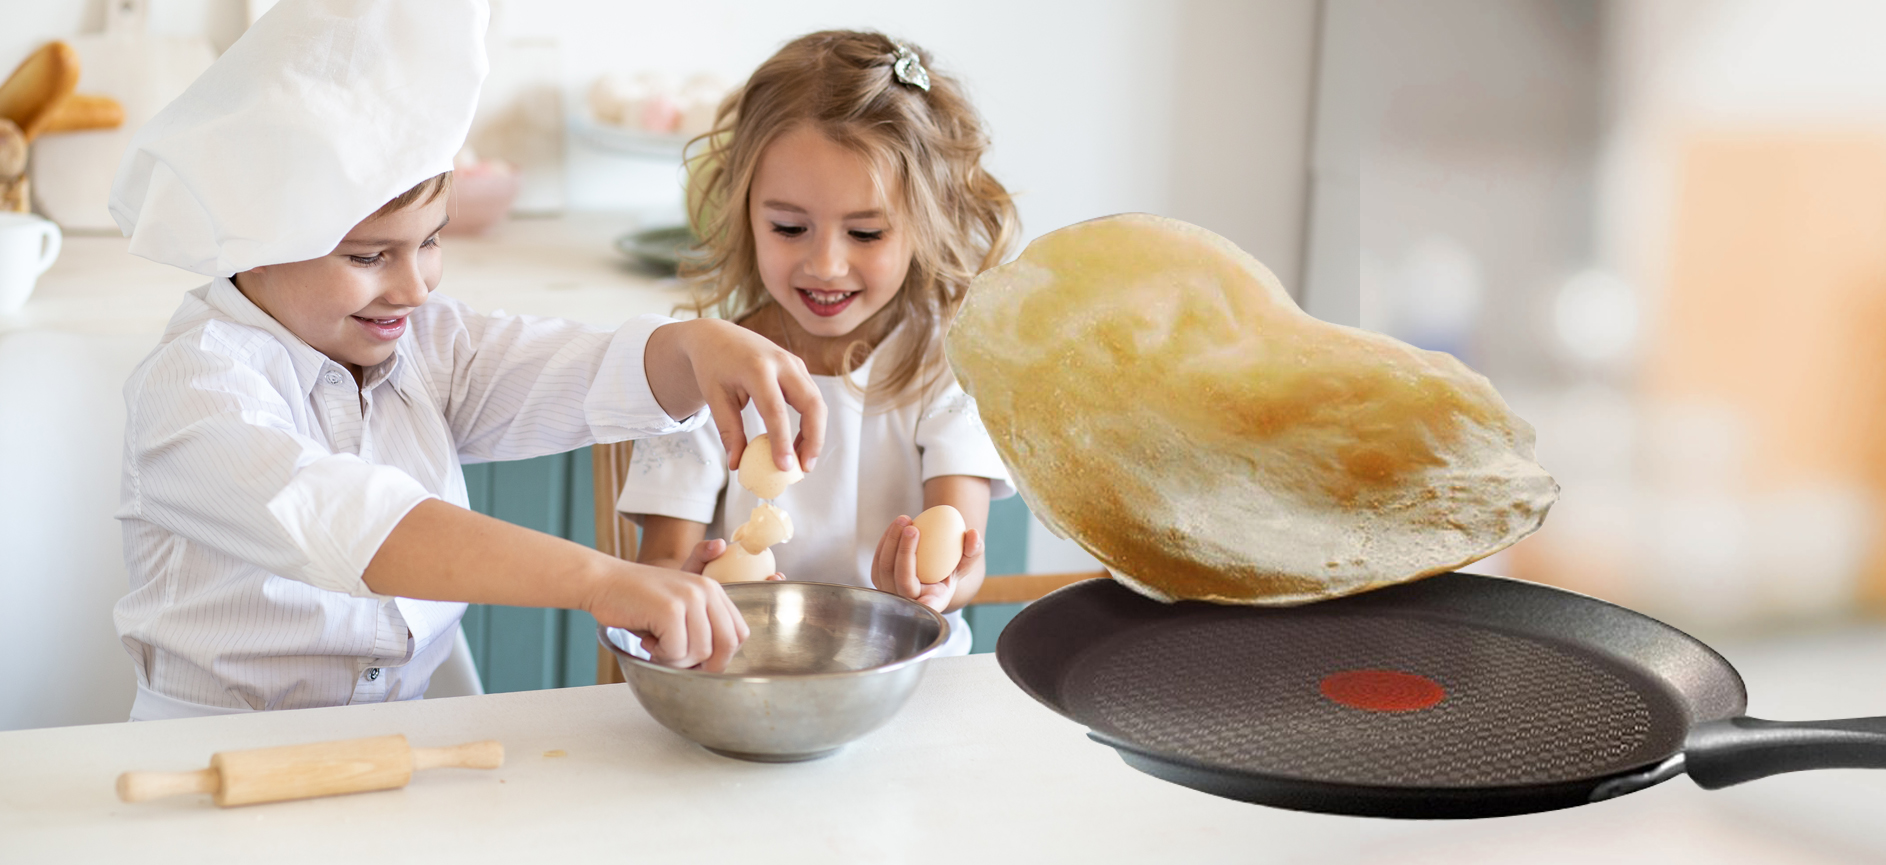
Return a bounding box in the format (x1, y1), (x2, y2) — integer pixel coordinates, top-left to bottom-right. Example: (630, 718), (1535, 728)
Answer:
(0, 212), (63, 315)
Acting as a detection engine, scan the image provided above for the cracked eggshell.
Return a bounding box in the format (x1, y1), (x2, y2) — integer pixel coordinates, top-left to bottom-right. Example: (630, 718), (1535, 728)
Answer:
(912, 505), (966, 585)
(732, 504), (793, 554)
(703, 542), (776, 583)
(736, 433), (804, 499)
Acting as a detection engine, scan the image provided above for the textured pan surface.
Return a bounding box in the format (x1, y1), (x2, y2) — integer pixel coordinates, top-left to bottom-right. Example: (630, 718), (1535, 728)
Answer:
(1065, 612), (1676, 787)
(999, 573), (1746, 807)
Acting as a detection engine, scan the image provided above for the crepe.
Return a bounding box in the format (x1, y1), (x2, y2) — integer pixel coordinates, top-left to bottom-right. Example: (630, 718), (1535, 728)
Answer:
(946, 214), (1558, 605)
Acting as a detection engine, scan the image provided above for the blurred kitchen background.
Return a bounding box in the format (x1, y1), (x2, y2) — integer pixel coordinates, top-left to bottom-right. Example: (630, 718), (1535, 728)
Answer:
(5, 0), (1886, 765)
(1353, 0), (1886, 644)
(1, 0), (1323, 729)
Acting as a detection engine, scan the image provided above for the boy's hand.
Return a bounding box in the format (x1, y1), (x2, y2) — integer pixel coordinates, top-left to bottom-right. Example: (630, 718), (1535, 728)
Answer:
(587, 558), (748, 672)
(644, 318), (827, 477)
(870, 515), (984, 613)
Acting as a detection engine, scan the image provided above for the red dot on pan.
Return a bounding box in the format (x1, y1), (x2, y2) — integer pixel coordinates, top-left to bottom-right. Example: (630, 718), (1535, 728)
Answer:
(1319, 669), (1446, 712)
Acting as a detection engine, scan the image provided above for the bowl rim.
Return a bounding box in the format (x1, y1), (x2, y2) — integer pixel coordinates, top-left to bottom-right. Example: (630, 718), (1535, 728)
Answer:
(596, 581), (952, 682)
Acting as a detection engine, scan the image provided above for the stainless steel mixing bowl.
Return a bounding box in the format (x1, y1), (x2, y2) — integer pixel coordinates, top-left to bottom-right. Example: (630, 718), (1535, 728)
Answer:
(598, 581), (950, 762)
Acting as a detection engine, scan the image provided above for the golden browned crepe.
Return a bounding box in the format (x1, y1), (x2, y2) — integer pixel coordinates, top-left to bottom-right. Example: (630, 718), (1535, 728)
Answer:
(947, 214), (1558, 605)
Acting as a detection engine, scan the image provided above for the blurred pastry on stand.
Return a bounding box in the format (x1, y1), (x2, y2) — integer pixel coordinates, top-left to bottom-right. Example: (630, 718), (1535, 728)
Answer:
(40, 94), (125, 135)
(441, 146), (519, 237)
(0, 41), (131, 215)
(4, 4), (204, 228)
(0, 120), (26, 213)
(588, 71), (728, 139)
(0, 42), (80, 141)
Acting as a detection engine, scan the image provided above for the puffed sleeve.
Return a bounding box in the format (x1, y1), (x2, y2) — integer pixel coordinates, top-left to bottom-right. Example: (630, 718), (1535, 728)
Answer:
(614, 414), (729, 525)
(915, 376), (1016, 500)
(410, 294), (706, 463)
(121, 322), (433, 599)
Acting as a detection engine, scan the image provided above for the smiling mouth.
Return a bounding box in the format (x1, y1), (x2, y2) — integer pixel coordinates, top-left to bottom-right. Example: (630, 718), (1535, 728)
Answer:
(352, 315), (408, 340)
(797, 288), (858, 317)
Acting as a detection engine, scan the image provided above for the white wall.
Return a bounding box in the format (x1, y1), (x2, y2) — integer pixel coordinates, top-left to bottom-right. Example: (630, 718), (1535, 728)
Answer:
(5, 0), (1315, 264)
(0, 332), (153, 730)
(486, 0), (1313, 279)
(0, 0), (1319, 729)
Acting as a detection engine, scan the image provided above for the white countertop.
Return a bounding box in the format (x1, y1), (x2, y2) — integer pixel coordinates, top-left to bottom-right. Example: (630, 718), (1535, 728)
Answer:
(4, 647), (1886, 864)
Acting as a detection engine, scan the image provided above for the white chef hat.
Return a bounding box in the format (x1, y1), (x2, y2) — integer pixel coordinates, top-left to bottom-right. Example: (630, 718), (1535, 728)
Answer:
(110, 0), (489, 277)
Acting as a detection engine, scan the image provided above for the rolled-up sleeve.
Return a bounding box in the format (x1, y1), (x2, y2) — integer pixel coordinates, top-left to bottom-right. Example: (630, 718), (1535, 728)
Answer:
(614, 417), (727, 525)
(915, 379), (1016, 500)
(123, 328), (433, 598)
(416, 295), (706, 463)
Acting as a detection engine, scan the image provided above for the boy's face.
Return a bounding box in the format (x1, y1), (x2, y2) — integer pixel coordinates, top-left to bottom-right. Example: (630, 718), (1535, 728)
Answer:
(234, 195), (449, 378)
(749, 126), (913, 342)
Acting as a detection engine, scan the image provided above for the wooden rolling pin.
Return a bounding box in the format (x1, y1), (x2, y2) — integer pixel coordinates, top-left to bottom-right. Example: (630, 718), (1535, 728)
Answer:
(116, 734), (503, 807)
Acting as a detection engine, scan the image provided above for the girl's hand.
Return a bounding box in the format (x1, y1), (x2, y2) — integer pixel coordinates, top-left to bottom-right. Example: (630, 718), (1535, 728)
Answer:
(870, 515), (984, 613)
(586, 555), (748, 672)
(644, 318), (827, 477)
(678, 538), (728, 574)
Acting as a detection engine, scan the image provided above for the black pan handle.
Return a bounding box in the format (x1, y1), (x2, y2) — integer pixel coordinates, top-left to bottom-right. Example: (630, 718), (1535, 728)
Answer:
(1685, 715), (1886, 789)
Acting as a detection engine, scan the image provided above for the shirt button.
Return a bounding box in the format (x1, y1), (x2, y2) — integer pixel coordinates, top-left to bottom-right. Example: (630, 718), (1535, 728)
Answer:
(366, 667), (381, 681)
(324, 370), (343, 385)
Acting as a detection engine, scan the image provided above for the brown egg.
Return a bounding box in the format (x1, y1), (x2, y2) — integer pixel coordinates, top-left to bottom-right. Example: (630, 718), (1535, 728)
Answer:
(736, 433), (804, 499)
(702, 542), (776, 583)
(911, 505), (966, 585)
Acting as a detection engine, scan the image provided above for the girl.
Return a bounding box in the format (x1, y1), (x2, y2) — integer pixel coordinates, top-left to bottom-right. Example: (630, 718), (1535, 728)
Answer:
(616, 30), (1020, 655)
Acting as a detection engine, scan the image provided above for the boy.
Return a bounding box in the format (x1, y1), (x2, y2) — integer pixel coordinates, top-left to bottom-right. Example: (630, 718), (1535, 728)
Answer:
(108, 0), (822, 720)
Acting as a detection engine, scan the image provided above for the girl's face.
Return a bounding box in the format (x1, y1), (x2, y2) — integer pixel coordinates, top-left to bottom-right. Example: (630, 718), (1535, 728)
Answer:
(750, 126), (913, 342)
(234, 195), (448, 379)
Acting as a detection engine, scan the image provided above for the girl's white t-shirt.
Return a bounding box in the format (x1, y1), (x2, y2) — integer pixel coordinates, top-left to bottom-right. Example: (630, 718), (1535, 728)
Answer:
(615, 327), (1014, 656)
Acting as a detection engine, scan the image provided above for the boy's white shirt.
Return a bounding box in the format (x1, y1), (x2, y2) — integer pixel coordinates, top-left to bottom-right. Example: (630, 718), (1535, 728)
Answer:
(116, 277), (701, 719)
(615, 324), (1014, 657)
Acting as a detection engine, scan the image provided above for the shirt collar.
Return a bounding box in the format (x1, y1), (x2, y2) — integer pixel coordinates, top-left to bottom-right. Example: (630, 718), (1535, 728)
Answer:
(203, 277), (410, 400)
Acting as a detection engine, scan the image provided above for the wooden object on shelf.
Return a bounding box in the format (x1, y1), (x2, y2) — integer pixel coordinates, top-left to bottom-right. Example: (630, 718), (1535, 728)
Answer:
(972, 570), (1109, 606)
(115, 734), (503, 807)
(592, 440), (636, 685)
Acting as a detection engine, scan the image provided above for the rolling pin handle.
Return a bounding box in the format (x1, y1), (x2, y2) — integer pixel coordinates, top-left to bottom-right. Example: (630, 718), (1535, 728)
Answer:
(116, 767), (220, 803)
(411, 739), (504, 771)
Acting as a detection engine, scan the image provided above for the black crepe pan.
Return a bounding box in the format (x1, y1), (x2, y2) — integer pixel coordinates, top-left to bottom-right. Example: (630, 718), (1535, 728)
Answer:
(995, 572), (1886, 819)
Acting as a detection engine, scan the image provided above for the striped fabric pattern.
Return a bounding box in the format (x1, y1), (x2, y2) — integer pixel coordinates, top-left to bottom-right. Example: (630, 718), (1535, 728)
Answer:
(114, 278), (698, 717)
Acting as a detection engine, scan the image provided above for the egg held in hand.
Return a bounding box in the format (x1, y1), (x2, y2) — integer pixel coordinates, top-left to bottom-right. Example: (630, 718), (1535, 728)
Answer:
(736, 433), (805, 500)
(945, 213), (1558, 606)
(911, 505), (966, 585)
(703, 542), (776, 584)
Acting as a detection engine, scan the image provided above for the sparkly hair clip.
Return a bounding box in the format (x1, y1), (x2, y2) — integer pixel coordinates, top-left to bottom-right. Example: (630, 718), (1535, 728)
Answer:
(891, 43), (931, 92)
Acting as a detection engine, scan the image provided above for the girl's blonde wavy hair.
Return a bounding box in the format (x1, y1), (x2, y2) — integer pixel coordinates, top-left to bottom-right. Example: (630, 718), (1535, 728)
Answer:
(682, 30), (1019, 409)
